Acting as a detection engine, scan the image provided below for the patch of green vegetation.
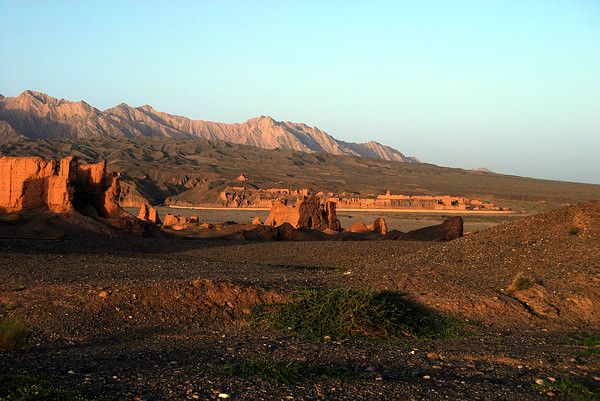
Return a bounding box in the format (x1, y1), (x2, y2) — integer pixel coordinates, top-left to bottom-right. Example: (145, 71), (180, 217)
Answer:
(0, 319), (28, 351)
(220, 357), (367, 384)
(571, 333), (600, 356)
(534, 378), (600, 401)
(266, 263), (344, 272)
(569, 226), (580, 236)
(513, 277), (532, 291)
(0, 373), (104, 401)
(249, 288), (468, 343)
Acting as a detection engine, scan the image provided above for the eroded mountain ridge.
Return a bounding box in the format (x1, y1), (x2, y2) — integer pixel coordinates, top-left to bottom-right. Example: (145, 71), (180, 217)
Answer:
(0, 90), (417, 162)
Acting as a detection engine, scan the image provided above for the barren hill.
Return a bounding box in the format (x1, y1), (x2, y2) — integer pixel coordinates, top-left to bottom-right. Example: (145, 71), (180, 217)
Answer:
(0, 90), (417, 162)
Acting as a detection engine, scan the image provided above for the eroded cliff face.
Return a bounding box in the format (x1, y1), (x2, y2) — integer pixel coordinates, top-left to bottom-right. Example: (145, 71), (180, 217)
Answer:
(0, 155), (128, 219)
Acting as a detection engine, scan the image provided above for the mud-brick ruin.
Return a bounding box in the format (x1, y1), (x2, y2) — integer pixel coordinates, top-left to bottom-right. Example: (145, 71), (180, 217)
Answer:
(264, 195), (341, 231)
(217, 185), (504, 211)
(0, 155), (129, 218)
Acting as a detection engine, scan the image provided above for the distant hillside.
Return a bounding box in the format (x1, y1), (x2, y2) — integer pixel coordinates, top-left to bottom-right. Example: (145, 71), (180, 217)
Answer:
(2, 137), (599, 211)
(0, 90), (418, 162)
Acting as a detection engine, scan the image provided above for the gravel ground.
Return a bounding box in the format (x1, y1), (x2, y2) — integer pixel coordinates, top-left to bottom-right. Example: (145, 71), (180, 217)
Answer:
(0, 200), (599, 400)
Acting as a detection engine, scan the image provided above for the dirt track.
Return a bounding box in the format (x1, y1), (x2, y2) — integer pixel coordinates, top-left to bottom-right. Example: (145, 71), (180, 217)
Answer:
(0, 201), (599, 400)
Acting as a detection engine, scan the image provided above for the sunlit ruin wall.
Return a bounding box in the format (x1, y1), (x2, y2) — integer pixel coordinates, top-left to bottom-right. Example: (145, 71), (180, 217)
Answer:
(0, 155), (125, 217)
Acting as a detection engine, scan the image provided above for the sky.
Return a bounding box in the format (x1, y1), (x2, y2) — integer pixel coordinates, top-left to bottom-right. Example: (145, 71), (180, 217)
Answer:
(1, 1), (599, 184)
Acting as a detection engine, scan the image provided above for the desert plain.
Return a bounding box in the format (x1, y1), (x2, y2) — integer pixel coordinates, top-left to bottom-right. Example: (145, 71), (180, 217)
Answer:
(0, 162), (599, 401)
(0, 131), (599, 400)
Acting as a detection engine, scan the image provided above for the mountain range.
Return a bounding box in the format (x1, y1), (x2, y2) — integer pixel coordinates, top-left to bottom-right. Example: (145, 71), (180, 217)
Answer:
(0, 90), (418, 162)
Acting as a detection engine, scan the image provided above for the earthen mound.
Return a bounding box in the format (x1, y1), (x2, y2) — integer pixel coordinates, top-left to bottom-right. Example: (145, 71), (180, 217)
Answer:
(400, 200), (600, 329)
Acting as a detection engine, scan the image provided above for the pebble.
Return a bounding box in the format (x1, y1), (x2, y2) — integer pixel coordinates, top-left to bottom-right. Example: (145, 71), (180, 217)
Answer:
(535, 379), (544, 385)
(423, 375), (431, 380)
(218, 394), (230, 399)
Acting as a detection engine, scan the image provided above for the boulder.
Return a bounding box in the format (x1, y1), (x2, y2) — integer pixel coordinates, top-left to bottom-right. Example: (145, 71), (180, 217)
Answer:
(252, 216), (262, 225)
(347, 221), (371, 233)
(379, 230), (410, 241)
(242, 225), (275, 241)
(297, 229), (328, 241)
(274, 222), (296, 240)
(404, 217), (463, 241)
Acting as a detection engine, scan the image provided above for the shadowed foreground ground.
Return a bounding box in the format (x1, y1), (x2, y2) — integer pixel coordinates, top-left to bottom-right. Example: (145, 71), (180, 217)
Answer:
(0, 201), (598, 400)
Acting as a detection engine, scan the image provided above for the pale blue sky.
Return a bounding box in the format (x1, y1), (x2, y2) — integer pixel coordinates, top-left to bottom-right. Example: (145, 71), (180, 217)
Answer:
(1, 1), (599, 184)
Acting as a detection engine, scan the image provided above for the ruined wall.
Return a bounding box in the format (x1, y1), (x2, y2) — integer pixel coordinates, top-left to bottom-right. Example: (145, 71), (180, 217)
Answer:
(138, 203), (161, 224)
(297, 195), (341, 231)
(0, 155), (127, 218)
(0, 156), (76, 213)
(264, 200), (300, 227)
(265, 195), (341, 231)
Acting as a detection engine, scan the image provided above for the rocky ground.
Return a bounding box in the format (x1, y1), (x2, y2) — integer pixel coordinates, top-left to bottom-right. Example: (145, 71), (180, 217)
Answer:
(0, 201), (599, 400)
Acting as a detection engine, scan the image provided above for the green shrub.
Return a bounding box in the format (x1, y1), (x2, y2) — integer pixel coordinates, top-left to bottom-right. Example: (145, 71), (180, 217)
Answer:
(569, 227), (580, 235)
(571, 333), (600, 356)
(0, 372), (103, 400)
(514, 277), (532, 291)
(250, 288), (467, 342)
(220, 357), (366, 384)
(0, 319), (28, 351)
(534, 378), (600, 401)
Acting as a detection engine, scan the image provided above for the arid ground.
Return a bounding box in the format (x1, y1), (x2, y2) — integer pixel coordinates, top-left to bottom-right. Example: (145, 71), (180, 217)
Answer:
(1, 200), (599, 400)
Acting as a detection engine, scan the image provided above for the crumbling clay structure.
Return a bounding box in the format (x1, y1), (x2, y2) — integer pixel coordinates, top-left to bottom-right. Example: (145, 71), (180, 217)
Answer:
(0, 156), (155, 236)
(138, 203), (161, 225)
(373, 217), (387, 234)
(264, 200), (299, 227)
(1, 156), (77, 214)
(265, 195), (341, 231)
